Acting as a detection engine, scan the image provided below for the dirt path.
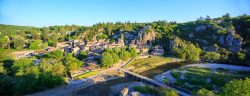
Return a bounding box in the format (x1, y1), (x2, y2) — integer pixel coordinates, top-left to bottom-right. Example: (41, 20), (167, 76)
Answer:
(182, 63), (250, 71)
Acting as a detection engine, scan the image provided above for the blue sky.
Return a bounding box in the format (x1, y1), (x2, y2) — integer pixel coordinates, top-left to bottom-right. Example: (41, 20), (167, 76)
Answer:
(0, 0), (249, 27)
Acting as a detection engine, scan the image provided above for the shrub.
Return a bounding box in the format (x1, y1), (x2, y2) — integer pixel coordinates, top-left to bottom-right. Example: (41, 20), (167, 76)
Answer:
(196, 88), (215, 96)
(159, 88), (178, 96)
(220, 78), (250, 96)
(201, 52), (221, 61)
(133, 86), (178, 96)
(133, 86), (158, 95)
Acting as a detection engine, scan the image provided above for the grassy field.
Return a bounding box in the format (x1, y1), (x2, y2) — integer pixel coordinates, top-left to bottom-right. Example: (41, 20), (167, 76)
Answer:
(75, 71), (100, 79)
(125, 56), (173, 73)
(171, 67), (250, 92)
(125, 56), (196, 78)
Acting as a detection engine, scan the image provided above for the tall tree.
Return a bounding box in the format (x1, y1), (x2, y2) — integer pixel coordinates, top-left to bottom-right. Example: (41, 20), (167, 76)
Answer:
(29, 40), (47, 50)
(101, 52), (114, 68)
(0, 36), (10, 49)
(13, 36), (25, 50)
(119, 50), (131, 61)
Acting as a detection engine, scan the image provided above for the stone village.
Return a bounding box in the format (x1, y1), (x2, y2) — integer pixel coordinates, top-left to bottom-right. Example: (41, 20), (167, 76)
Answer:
(12, 25), (165, 77)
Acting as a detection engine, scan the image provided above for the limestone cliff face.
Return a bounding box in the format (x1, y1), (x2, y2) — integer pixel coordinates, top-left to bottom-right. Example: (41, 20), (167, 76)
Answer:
(138, 26), (156, 43)
(195, 25), (207, 32)
(143, 31), (156, 42)
(141, 26), (156, 42)
(218, 33), (242, 53)
(184, 24), (242, 53)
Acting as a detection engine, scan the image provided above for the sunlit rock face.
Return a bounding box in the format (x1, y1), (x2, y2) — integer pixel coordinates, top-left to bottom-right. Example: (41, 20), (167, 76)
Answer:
(218, 33), (242, 53)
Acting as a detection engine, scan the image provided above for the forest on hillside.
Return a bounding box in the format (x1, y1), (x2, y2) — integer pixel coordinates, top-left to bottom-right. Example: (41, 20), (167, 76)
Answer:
(1, 13), (249, 64)
(0, 13), (250, 95)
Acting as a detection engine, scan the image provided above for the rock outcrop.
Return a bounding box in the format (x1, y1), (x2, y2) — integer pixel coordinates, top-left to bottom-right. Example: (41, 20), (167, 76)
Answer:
(218, 33), (242, 53)
(195, 25), (207, 32)
(138, 26), (156, 43)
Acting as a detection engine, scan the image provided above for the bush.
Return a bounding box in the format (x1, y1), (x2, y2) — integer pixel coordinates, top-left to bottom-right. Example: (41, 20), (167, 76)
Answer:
(133, 86), (158, 95)
(101, 52), (114, 67)
(77, 50), (87, 60)
(96, 34), (108, 40)
(236, 52), (246, 61)
(220, 78), (250, 96)
(171, 70), (181, 79)
(172, 38), (201, 61)
(201, 52), (221, 61)
(196, 88), (215, 96)
(163, 78), (169, 84)
(133, 86), (178, 96)
(159, 88), (178, 96)
(29, 40), (48, 50)
(119, 50), (131, 61)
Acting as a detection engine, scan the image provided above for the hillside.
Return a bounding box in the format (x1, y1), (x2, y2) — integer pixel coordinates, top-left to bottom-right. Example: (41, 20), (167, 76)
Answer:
(1, 14), (249, 65)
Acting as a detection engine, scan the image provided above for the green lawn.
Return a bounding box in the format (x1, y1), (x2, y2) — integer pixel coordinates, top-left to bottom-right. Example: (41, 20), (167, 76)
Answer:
(125, 56), (173, 73)
(75, 71), (100, 79)
(124, 56), (196, 78)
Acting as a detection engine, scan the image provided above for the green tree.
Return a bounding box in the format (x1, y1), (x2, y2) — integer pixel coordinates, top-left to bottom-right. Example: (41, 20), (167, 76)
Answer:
(39, 58), (53, 72)
(114, 47), (121, 54)
(64, 53), (83, 71)
(201, 52), (221, 61)
(13, 36), (25, 50)
(129, 47), (138, 58)
(111, 53), (119, 63)
(101, 52), (114, 68)
(172, 38), (201, 61)
(105, 48), (113, 53)
(12, 58), (33, 76)
(119, 50), (131, 61)
(24, 66), (40, 78)
(0, 48), (9, 61)
(39, 72), (65, 88)
(29, 40), (48, 50)
(159, 88), (178, 96)
(196, 88), (215, 96)
(220, 78), (250, 96)
(186, 44), (201, 60)
(0, 36), (10, 49)
(96, 34), (108, 40)
(52, 62), (65, 76)
(236, 52), (246, 61)
(77, 50), (87, 60)
(48, 33), (59, 47)
(47, 50), (64, 59)
(176, 50), (187, 59)
(32, 33), (41, 40)
(0, 62), (6, 75)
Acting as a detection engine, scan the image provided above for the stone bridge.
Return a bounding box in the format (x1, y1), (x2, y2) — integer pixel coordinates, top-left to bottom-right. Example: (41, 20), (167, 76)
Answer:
(118, 68), (190, 96)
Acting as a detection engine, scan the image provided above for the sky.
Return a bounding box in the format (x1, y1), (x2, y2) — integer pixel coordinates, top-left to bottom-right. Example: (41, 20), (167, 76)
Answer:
(0, 0), (250, 27)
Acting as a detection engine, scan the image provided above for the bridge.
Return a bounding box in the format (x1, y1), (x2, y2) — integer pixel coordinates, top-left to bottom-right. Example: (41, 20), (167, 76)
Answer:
(118, 68), (190, 96)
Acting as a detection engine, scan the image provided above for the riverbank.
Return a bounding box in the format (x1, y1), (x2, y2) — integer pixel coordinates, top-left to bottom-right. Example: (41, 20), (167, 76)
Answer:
(154, 63), (250, 94)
